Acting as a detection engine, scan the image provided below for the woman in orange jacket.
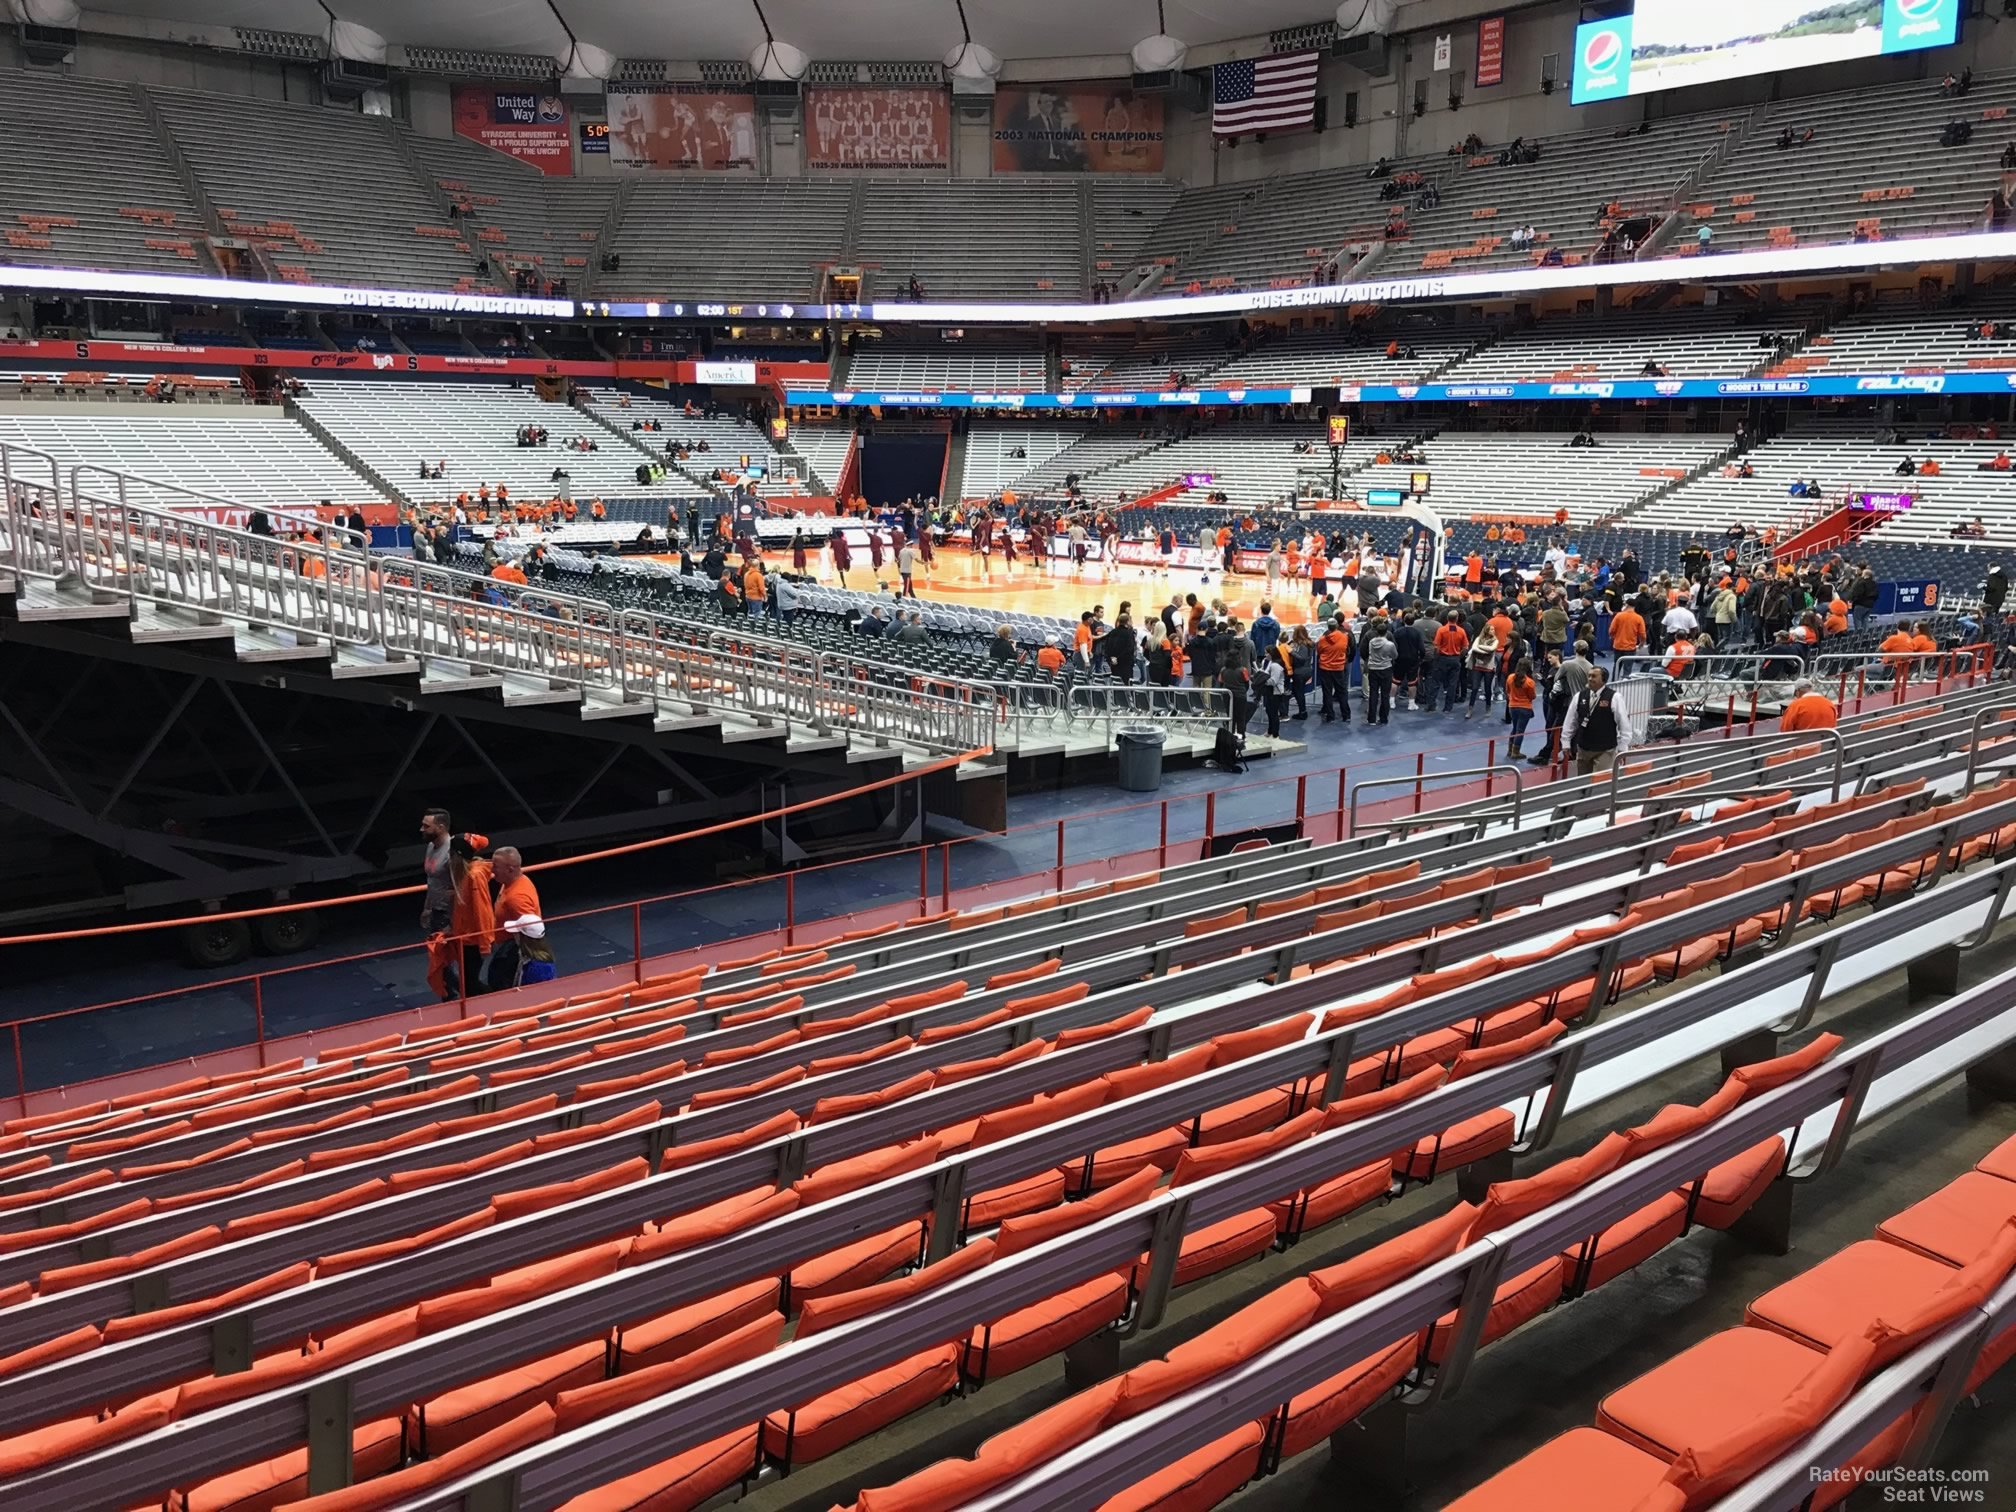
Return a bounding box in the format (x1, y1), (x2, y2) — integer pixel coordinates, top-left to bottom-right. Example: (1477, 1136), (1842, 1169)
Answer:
(427, 832), (495, 1000)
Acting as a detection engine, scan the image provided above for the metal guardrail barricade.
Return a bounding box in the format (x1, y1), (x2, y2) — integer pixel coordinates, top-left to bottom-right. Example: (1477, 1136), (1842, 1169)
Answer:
(1, 456), (996, 757)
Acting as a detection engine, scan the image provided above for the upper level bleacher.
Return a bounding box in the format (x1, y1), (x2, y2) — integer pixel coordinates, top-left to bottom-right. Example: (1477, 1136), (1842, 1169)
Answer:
(1403, 113), (1737, 275)
(402, 129), (617, 292)
(0, 70), (210, 276)
(600, 178), (852, 302)
(857, 179), (1087, 299)
(1444, 305), (1798, 383)
(1678, 70), (2016, 256)
(147, 88), (477, 291)
(845, 337), (1047, 392)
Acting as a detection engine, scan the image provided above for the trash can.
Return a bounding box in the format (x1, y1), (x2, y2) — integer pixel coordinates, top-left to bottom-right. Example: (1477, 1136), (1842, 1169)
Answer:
(1116, 724), (1166, 792)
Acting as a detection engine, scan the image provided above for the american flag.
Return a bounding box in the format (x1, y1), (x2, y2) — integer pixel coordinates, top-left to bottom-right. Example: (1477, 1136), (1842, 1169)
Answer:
(1213, 51), (1321, 135)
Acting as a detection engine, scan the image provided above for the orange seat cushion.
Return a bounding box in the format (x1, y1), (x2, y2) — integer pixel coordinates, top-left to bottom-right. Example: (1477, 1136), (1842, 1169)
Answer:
(1443, 1427), (1673, 1512)
(1564, 1192), (1689, 1292)
(1424, 1259), (1564, 1364)
(416, 1340), (606, 1455)
(1195, 1087), (1293, 1146)
(789, 1224), (921, 1306)
(554, 1424), (759, 1512)
(1878, 1172), (2016, 1264)
(1747, 1240), (1957, 1352)
(615, 1280), (781, 1371)
(1477, 1001), (1547, 1046)
(1399, 1109), (1515, 1182)
(1276, 1337), (1417, 1460)
(1688, 1137), (1784, 1229)
(964, 1169), (1067, 1229)
(1269, 1159), (1392, 1239)
(964, 1272), (1131, 1385)
(1596, 1326), (1829, 1461)
(1072, 1127), (1189, 1190)
(1977, 1132), (2016, 1182)
(1095, 1421), (1264, 1512)
(1135, 1207), (1277, 1291)
(762, 1344), (959, 1465)
(174, 1417), (403, 1512)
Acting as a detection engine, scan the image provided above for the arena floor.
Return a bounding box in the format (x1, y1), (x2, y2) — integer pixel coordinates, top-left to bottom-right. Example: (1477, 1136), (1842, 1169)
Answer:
(709, 547), (1336, 628)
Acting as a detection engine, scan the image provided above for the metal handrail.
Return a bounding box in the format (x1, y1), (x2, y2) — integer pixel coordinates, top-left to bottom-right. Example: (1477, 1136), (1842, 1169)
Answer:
(1349, 765), (1522, 835)
(67, 461), (367, 552)
(5, 465), (996, 757)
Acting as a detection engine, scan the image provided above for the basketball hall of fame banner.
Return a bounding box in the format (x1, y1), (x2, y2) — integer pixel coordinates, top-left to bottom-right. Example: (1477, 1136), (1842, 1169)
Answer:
(805, 87), (950, 170)
(991, 83), (1165, 173)
(604, 83), (759, 170)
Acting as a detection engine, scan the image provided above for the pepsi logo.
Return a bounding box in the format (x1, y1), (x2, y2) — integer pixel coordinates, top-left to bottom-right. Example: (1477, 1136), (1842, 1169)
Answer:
(1583, 28), (1624, 77)
(1227, 389), (1247, 401)
(1895, 0), (1941, 19)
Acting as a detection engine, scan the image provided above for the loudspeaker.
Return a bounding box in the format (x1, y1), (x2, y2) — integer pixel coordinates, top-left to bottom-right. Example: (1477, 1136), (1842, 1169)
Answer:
(1312, 386), (1341, 407)
(1344, 95), (1359, 128)
(1313, 98), (1328, 133)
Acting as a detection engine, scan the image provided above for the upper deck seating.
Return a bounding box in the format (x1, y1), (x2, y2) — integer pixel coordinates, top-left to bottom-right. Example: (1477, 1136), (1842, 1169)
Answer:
(147, 88), (474, 291)
(1679, 70), (2016, 256)
(0, 70), (210, 275)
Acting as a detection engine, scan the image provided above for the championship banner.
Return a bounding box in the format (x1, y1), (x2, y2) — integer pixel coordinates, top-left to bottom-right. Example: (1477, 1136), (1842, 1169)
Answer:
(605, 83), (759, 170)
(991, 84), (1165, 173)
(451, 86), (573, 176)
(806, 87), (949, 170)
(1476, 16), (1506, 86)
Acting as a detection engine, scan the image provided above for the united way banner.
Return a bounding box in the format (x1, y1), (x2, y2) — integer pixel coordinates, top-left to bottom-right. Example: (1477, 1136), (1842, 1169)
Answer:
(451, 86), (573, 176)
(991, 84), (1165, 173)
(806, 87), (949, 170)
(605, 83), (760, 170)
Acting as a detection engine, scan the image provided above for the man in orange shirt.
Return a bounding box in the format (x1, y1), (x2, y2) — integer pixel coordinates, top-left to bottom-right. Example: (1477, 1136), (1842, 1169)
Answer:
(1465, 550), (1484, 587)
(1487, 604), (1515, 654)
(1316, 617), (1353, 722)
(1037, 635), (1066, 673)
(1880, 624), (1919, 677)
(485, 845), (554, 991)
(1779, 681), (1838, 732)
(742, 559), (767, 617)
(1432, 612), (1470, 710)
(1608, 603), (1645, 671)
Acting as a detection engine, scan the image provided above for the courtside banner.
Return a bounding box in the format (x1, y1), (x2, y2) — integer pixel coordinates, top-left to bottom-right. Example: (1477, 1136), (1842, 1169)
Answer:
(788, 370), (2016, 406)
(10, 228), (2016, 327)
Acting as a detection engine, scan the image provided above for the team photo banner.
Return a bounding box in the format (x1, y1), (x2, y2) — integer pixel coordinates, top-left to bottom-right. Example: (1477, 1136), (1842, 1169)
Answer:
(604, 83), (759, 170)
(991, 83), (1165, 173)
(805, 87), (950, 170)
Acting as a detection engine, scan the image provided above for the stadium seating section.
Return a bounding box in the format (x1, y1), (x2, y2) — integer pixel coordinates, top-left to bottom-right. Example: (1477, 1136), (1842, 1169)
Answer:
(4, 65), (2013, 299)
(0, 687), (2010, 1509)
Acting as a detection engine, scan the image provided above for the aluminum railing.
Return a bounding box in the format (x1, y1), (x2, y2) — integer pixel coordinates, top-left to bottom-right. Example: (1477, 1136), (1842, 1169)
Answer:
(0, 456), (998, 758)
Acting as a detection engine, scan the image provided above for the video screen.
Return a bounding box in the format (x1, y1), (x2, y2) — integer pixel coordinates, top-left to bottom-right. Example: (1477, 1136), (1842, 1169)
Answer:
(1572, 0), (1960, 104)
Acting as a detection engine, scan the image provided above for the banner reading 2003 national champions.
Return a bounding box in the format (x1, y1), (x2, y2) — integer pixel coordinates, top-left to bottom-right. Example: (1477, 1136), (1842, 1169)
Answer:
(991, 84), (1165, 173)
